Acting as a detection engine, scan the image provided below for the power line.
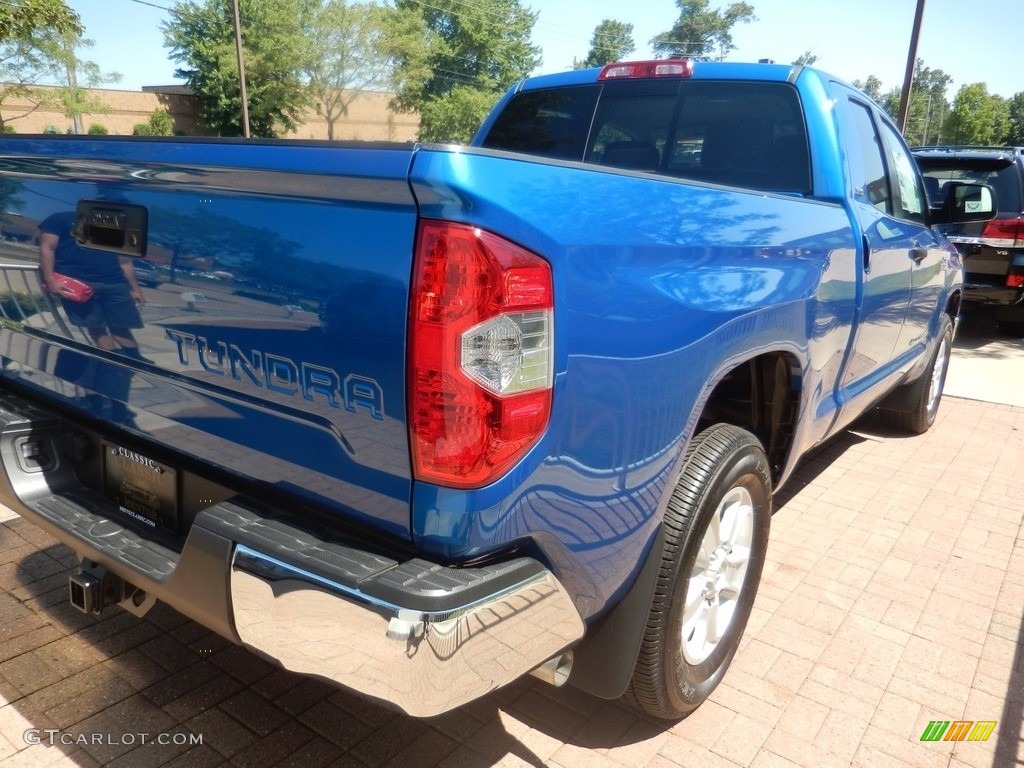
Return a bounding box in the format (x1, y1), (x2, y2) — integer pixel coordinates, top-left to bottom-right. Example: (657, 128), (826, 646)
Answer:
(125, 0), (174, 11)
(402, 0), (536, 32)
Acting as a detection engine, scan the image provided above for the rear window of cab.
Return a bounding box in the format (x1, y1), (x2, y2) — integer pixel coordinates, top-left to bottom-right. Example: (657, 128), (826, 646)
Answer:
(480, 80), (811, 195)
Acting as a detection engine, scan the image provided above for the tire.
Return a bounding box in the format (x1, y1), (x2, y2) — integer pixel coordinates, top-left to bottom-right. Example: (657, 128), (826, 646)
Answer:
(882, 314), (953, 434)
(626, 424), (771, 720)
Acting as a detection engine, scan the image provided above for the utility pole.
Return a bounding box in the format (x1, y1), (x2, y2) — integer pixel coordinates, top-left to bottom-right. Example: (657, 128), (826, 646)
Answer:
(231, 0), (251, 138)
(921, 92), (933, 146)
(897, 0), (926, 134)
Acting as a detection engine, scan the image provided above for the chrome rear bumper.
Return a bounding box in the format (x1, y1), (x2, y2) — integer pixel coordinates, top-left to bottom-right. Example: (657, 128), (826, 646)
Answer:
(230, 545), (585, 717)
(0, 391), (585, 717)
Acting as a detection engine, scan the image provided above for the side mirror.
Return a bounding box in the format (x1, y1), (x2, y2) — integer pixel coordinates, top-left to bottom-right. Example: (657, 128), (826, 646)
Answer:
(932, 182), (996, 225)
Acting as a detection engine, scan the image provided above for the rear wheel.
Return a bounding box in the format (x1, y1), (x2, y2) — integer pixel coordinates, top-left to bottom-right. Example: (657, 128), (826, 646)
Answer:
(626, 424), (771, 720)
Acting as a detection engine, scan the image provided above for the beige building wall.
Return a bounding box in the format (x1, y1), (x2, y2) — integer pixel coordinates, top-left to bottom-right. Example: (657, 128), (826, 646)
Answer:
(1, 84), (419, 141)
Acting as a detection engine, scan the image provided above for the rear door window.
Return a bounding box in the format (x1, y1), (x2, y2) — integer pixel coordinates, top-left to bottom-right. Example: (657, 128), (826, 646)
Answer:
(846, 101), (892, 214)
(879, 122), (926, 224)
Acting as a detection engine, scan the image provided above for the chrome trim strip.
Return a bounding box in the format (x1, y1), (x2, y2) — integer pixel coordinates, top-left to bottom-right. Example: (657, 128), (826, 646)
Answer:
(229, 545), (585, 717)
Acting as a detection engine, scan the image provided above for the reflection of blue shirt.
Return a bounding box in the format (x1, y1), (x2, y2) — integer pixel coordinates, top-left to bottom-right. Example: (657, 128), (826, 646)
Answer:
(40, 211), (125, 283)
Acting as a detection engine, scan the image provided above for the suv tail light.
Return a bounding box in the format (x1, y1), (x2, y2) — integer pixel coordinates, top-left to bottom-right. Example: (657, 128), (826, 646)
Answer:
(409, 221), (553, 488)
(981, 217), (1024, 248)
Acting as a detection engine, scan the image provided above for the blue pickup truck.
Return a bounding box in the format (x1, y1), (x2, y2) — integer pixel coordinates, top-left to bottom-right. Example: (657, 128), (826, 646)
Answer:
(0, 60), (991, 719)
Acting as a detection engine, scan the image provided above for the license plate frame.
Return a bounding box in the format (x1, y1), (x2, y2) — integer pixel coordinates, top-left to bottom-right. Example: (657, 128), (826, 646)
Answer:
(103, 443), (179, 534)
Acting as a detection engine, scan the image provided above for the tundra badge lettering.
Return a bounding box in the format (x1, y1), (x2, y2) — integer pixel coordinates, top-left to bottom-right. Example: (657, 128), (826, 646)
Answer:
(164, 329), (384, 419)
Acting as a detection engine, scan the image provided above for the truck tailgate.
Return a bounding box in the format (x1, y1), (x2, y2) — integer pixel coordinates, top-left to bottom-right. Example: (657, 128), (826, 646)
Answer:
(0, 138), (417, 539)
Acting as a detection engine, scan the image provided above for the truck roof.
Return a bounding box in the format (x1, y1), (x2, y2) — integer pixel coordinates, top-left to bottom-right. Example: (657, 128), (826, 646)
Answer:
(516, 60), (804, 92)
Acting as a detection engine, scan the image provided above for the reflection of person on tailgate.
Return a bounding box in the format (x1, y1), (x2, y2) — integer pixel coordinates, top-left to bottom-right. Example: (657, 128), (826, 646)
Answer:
(38, 209), (148, 427)
(38, 209), (147, 362)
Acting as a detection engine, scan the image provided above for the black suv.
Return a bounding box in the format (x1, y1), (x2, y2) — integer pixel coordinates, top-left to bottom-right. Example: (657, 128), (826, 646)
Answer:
(913, 146), (1024, 334)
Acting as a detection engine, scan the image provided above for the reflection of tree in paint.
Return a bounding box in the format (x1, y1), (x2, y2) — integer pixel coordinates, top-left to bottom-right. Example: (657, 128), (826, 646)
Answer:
(0, 179), (26, 241)
(147, 206), (347, 300)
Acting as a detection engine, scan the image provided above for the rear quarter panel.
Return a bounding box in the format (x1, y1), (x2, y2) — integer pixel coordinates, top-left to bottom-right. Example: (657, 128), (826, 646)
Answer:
(409, 147), (857, 616)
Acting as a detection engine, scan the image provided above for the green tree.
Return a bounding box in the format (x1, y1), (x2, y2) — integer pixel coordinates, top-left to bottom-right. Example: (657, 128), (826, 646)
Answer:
(852, 75), (884, 103)
(895, 60), (952, 146)
(163, 0), (316, 137)
(854, 61), (951, 146)
(304, 1), (392, 140)
(879, 86), (901, 120)
(651, 0), (755, 60)
(0, 0), (82, 131)
(0, 0), (81, 42)
(133, 108), (174, 136)
(47, 37), (122, 133)
(1004, 92), (1024, 145)
(792, 50), (816, 66)
(942, 83), (1010, 145)
(387, 0), (540, 144)
(416, 86), (499, 150)
(579, 19), (635, 69)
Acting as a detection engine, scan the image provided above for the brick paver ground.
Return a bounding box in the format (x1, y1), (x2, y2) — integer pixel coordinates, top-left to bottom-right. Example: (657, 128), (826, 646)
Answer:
(0, 394), (1021, 768)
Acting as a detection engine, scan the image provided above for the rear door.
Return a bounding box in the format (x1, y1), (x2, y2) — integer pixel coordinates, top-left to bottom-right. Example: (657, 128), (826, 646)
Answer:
(832, 89), (945, 411)
(876, 122), (946, 358)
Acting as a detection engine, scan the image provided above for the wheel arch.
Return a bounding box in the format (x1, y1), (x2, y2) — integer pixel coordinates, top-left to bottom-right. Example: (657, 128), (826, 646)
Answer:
(567, 350), (802, 700)
(692, 350), (804, 486)
(947, 289), (962, 322)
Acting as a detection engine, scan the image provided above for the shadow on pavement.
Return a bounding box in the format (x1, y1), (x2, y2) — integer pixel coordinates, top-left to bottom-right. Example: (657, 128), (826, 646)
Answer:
(954, 303), (1022, 357)
(993, 584), (1024, 768)
(773, 426), (872, 510)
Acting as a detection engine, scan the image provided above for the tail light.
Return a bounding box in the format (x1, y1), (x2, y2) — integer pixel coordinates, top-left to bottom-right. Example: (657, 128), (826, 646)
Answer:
(409, 221), (553, 488)
(980, 217), (1024, 248)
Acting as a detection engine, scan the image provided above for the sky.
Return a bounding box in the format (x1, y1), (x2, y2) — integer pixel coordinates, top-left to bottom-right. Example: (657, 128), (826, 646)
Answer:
(60, 0), (1023, 100)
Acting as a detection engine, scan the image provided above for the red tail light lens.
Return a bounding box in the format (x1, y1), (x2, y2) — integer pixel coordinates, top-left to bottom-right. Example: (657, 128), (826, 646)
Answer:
(981, 217), (1024, 248)
(1007, 274), (1024, 289)
(409, 221), (553, 488)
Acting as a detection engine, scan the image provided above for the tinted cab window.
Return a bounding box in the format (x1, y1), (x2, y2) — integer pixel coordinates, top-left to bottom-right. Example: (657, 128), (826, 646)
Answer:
(481, 80), (811, 194)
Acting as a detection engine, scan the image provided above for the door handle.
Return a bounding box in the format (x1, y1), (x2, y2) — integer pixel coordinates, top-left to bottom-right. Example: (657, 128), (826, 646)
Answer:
(74, 199), (148, 257)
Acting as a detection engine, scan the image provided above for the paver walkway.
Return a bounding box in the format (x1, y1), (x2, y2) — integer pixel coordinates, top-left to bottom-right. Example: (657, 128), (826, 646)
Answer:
(0, 394), (1020, 768)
